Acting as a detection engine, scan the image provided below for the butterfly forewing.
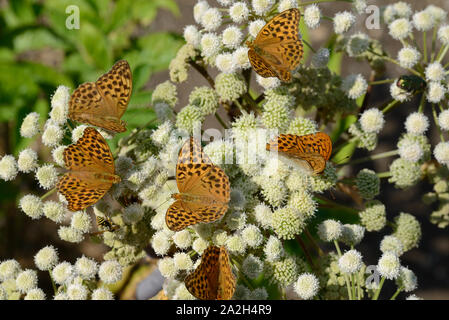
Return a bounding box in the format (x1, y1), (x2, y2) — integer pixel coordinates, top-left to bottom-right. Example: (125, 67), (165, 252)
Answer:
(69, 60), (132, 132)
(185, 246), (235, 300)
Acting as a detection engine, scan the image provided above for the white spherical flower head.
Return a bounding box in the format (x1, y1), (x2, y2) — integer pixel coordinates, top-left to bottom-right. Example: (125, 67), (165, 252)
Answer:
(389, 18), (413, 40)
(193, 0), (209, 24)
(200, 33), (221, 58)
(438, 25), (449, 45)
(398, 141), (423, 162)
(252, 0), (274, 16)
(67, 283), (88, 300)
(173, 229), (192, 249)
(342, 74), (368, 100)
(201, 7), (222, 31)
(311, 48), (330, 69)
(20, 112), (40, 138)
(52, 262), (73, 285)
(24, 288), (46, 300)
(50, 85), (70, 125)
(425, 5), (447, 24)
(405, 112), (429, 135)
(75, 256), (98, 280)
(173, 252), (193, 271)
(412, 10), (434, 32)
(19, 194), (43, 219)
(434, 142), (449, 166)
(52, 145), (66, 167)
(222, 26), (243, 49)
(380, 235), (404, 256)
(278, 0), (297, 11)
(317, 219), (343, 242)
(333, 11), (355, 34)
(16, 269), (38, 293)
(58, 226), (84, 243)
(0, 155), (18, 181)
(42, 121), (64, 147)
(425, 62), (445, 82)
(396, 266), (418, 292)
(397, 47), (421, 69)
(294, 273), (319, 300)
(438, 110), (449, 131)
(123, 203), (144, 224)
(71, 125), (88, 143)
(338, 250), (363, 274)
(43, 200), (66, 223)
(18, 148), (38, 173)
(248, 19), (265, 38)
(353, 0), (367, 14)
(92, 287), (114, 300)
(183, 25), (201, 48)
(0, 259), (21, 281)
(359, 108), (385, 134)
(99, 260), (123, 284)
(216, 53), (237, 73)
(241, 224), (263, 247)
(426, 82), (446, 103)
(377, 252), (401, 280)
(390, 81), (412, 102)
(341, 224), (365, 246)
(70, 211), (92, 233)
(226, 234), (246, 254)
(34, 245), (59, 271)
(256, 74), (281, 90)
(230, 2), (249, 23)
(233, 46), (251, 69)
(158, 257), (178, 278)
(151, 230), (171, 256)
(304, 5), (321, 29)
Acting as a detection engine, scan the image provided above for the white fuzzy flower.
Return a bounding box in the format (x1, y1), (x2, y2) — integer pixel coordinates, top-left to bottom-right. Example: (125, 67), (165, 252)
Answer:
(201, 7), (222, 31)
(241, 224), (263, 247)
(183, 25), (201, 48)
(16, 269), (38, 293)
(412, 10), (434, 32)
(24, 288), (46, 300)
(256, 74), (281, 90)
(396, 266), (418, 292)
(173, 230), (192, 249)
(50, 85), (70, 125)
(43, 200), (66, 223)
(353, 0), (367, 14)
(278, 0), (297, 11)
(52, 145), (66, 167)
(0, 155), (18, 181)
(71, 212), (92, 233)
(380, 235), (404, 256)
(438, 25), (449, 45)
(333, 11), (355, 34)
(67, 283), (88, 300)
(158, 257), (178, 278)
(252, 0), (274, 16)
(233, 46), (251, 69)
(91, 287), (114, 300)
(304, 5), (321, 29)
(75, 256), (98, 280)
(19, 194), (43, 219)
(317, 219), (342, 242)
(34, 245), (59, 271)
(425, 62), (445, 82)
(98, 260), (122, 284)
(248, 19), (265, 38)
(398, 141), (423, 162)
(342, 74), (368, 99)
(17, 148), (38, 173)
(20, 112), (40, 138)
(405, 112), (429, 135)
(426, 82), (446, 103)
(42, 121), (64, 147)
(230, 2), (249, 23)
(438, 110), (449, 131)
(0, 260), (21, 280)
(194, 0), (209, 24)
(338, 250), (363, 274)
(201, 33), (221, 58)
(311, 48), (329, 68)
(151, 230), (172, 255)
(58, 226), (84, 243)
(222, 26), (243, 49)
(425, 5), (446, 24)
(72, 125), (88, 143)
(294, 273), (319, 300)
(377, 252), (401, 280)
(389, 18), (413, 40)
(173, 253), (193, 271)
(226, 234), (246, 254)
(35, 164), (58, 189)
(264, 236), (284, 262)
(390, 82), (412, 102)
(52, 262), (73, 284)
(434, 142), (449, 166)
(397, 47), (421, 69)
(359, 108), (385, 134)
(216, 53), (237, 73)
(122, 203), (144, 224)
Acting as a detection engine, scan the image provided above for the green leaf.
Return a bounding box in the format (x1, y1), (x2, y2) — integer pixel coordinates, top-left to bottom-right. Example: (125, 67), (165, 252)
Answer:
(12, 28), (68, 53)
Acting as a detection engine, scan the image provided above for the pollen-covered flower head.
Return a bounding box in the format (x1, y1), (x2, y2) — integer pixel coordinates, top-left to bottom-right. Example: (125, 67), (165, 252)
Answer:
(20, 112), (40, 138)
(435, 142), (449, 167)
(377, 252), (401, 280)
(438, 25), (449, 45)
(252, 0), (274, 16)
(24, 288), (46, 300)
(216, 53), (238, 73)
(42, 121), (64, 147)
(412, 10), (434, 32)
(256, 75), (281, 90)
(438, 110), (449, 131)
(70, 211), (92, 233)
(425, 62), (445, 82)
(380, 235), (404, 256)
(317, 219), (343, 242)
(405, 112), (429, 135)
(215, 72), (247, 101)
(0, 259), (21, 281)
(183, 25), (201, 48)
(222, 26), (243, 49)
(229, 2), (249, 23)
(17, 148), (38, 173)
(201, 7), (222, 31)
(359, 108), (385, 134)
(396, 266), (418, 292)
(34, 245), (59, 271)
(67, 283), (88, 300)
(175, 104), (204, 134)
(426, 82), (446, 103)
(392, 212), (421, 252)
(397, 47), (421, 69)
(341, 224), (365, 246)
(248, 19), (265, 38)
(342, 74), (368, 100)
(0, 155), (18, 181)
(193, 0), (209, 24)
(268, 256), (299, 287)
(15, 269), (38, 293)
(242, 254), (263, 279)
(50, 85), (70, 125)
(19, 194), (43, 220)
(52, 262), (73, 285)
(58, 226), (84, 243)
(359, 200), (386, 232)
(338, 249), (363, 274)
(398, 139), (424, 162)
(173, 252), (193, 271)
(91, 287), (114, 300)
(75, 256), (98, 280)
(389, 18), (413, 40)
(98, 260), (123, 284)
(304, 5), (321, 29)
(333, 11), (356, 34)
(294, 273), (319, 300)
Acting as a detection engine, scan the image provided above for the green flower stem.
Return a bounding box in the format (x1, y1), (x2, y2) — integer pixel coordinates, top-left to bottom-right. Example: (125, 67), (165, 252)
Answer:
(315, 194), (359, 214)
(390, 286), (403, 300)
(382, 99), (400, 114)
(376, 172), (392, 179)
(298, 0), (352, 6)
(431, 27), (438, 62)
(368, 79), (395, 86)
(351, 274), (357, 300)
(302, 38), (316, 54)
(346, 150), (398, 166)
(423, 31), (428, 63)
(214, 113), (229, 129)
(304, 228), (325, 257)
(368, 49), (421, 76)
(333, 240), (353, 300)
(296, 235), (317, 271)
(432, 104), (445, 142)
(188, 59), (215, 89)
(49, 270), (57, 295)
(372, 277), (386, 300)
(41, 188), (56, 200)
(356, 272), (362, 300)
(418, 91), (426, 113)
(242, 92), (260, 115)
(436, 44), (449, 63)
(231, 258), (254, 290)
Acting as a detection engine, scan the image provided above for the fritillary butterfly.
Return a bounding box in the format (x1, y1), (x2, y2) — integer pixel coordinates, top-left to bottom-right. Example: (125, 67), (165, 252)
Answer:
(185, 246), (236, 300)
(68, 60), (132, 133)
(165, 137), (231, 232)
(247, 8), (303, 82)
(57, 127), (121, 211)
(266, 132), (332, 174)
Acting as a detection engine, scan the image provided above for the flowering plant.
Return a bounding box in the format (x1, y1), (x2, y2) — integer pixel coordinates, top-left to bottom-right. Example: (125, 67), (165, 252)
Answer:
(2, 0), (448, 300)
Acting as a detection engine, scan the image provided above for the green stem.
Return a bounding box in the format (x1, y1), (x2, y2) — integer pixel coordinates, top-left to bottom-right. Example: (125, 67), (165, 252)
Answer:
(315, 194), (358, 214)
(432, 104), (445, 142)
(334, 241), (353, 300)
(431, 27), (437, 62)
(368, 49), (421, 76)
(304, 228), (325, 257)
(368, 79), (395, 86)
(214, 113), (229, 129)
(372, 277), (386, 300)
(390, 287), (403, 300)
(351, 274), (356, 300)
(302, 38), (316, 53)
(438, 45), (449, 63)
(382, 99), (400, 114)
(49, 270), (57, 294)
(418, 92), (426, 113)
(376, 172), (392, 178)
(346, 150), (398, 166)
(41, 188), (56, 200)
(423, 31), (428, 63)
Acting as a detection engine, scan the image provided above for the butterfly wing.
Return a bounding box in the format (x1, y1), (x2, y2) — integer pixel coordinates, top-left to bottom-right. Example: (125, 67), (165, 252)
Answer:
(296, 132), (332, 161)
(248, 48), (279, 79)
(217, 246), (236, 300)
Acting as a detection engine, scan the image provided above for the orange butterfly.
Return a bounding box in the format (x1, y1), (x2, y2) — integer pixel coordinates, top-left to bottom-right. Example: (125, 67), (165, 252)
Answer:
(165, 137), (231, 231)
(185, 245), (236, 300)
(68, 60), (132, 133)
(247, 8), (303, 82)
(266, 132), (332, 174)
(57, 127), (121, 211)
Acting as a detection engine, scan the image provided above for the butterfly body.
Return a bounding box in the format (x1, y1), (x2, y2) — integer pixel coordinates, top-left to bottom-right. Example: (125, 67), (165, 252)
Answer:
(57, 127), (120, 211)
(69, 60), (132, 133)
(267, 132), (332, 175)
(247, 8), (303, 82)
(165, 138), (230, 232)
